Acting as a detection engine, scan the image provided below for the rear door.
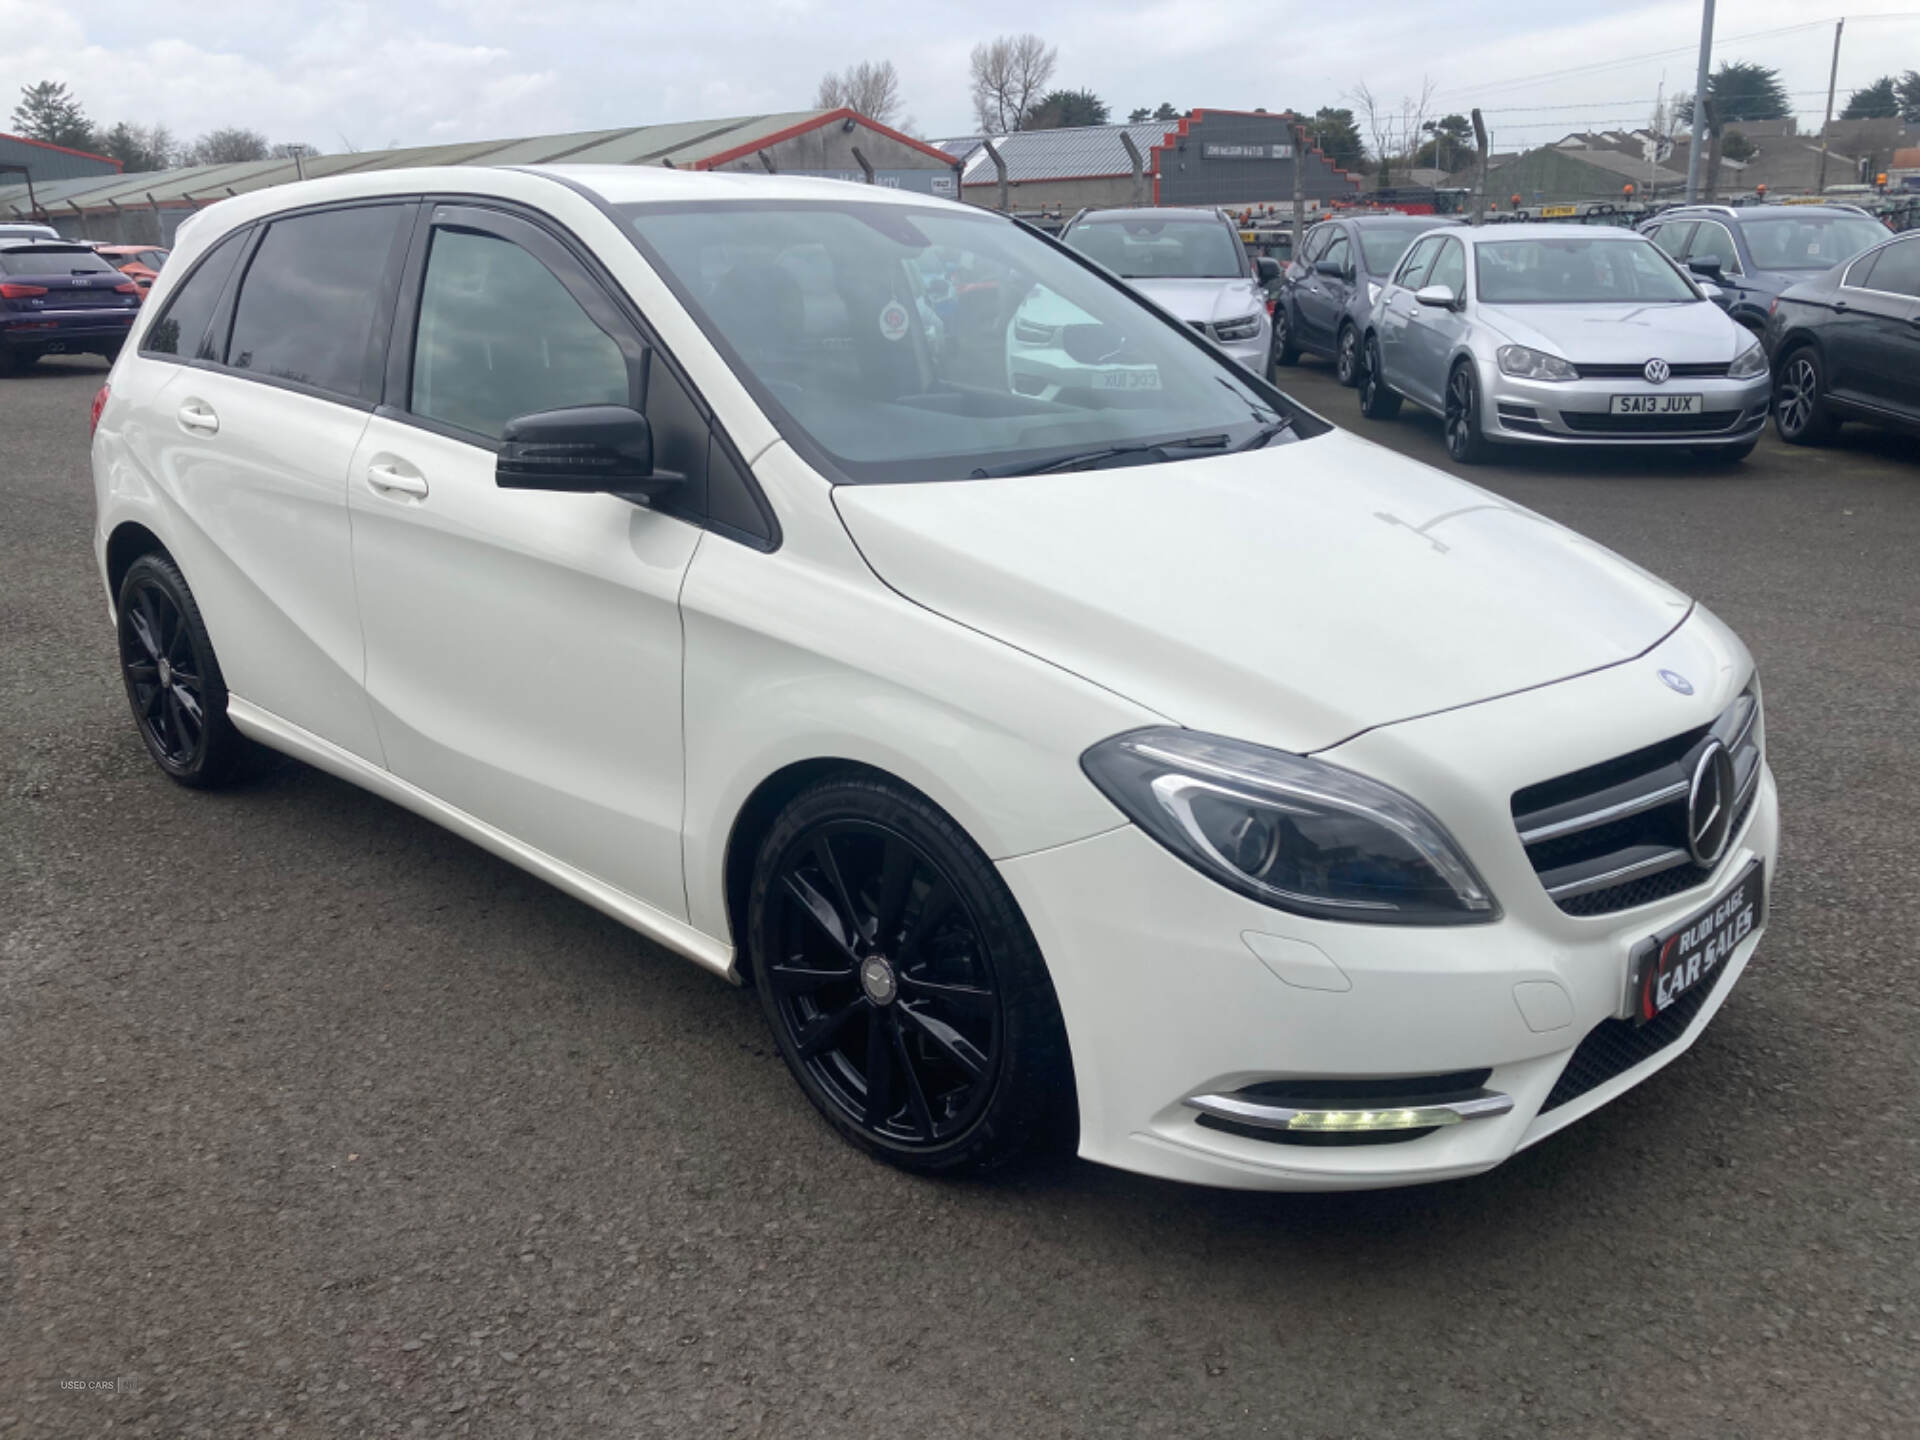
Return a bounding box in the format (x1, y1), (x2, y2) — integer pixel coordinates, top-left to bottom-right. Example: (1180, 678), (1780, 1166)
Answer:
(136, 203), (413, 762)
(346, 202), (702, 919)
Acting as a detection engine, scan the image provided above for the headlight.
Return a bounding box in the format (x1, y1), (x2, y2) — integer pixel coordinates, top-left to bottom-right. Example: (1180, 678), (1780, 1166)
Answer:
(1728, 338), (1767, 379)
(1496, 344), (1577, 381)
(1367, 280), (1383, 306)
(1212, 313), (1262, 342)
(1081, 729), (1499, 926)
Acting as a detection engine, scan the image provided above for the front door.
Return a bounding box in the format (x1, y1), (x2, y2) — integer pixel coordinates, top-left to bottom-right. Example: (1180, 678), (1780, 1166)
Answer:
(347, 204), (700, 919)
(1401, 235), (1470, 411)
(1295, 230), (1351, 349)
(1827, 239), (1920, 420)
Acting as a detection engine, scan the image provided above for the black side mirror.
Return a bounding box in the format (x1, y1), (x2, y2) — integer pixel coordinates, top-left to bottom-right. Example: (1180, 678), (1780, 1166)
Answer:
(495, 405), (682, 502)
(1315, 258), (1345, 279)
(1687, 255), (1724, 278)
(1255, 255), (1281, 283)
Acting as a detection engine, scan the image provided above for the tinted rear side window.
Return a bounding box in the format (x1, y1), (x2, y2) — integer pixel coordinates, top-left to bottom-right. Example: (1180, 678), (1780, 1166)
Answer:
(226, 205), (408, 399)
(1860, 238), (1920, 298)
(142, 231), (245, 359)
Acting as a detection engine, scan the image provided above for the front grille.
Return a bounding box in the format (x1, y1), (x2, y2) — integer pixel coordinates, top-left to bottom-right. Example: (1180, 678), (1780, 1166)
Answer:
(1512, 684), (1761, 917)
(1572, 361), (1732, 379)
(1539, 957), (1731, 1111)
(1188, 319), (1209, 334)
(1560, 409), (1743, 434)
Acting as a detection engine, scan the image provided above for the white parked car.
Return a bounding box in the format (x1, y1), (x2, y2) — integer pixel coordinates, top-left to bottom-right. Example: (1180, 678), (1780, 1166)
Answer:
(1358, 223), (1771, 464)
(90, 167), (1777, 1191)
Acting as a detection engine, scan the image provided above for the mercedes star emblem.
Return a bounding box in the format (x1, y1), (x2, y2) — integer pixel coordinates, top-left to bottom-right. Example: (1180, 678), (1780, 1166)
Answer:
(1686, 740), (1736, 866)
(1658, 669), (1694, 695)
(1643, 358), (1671, 385)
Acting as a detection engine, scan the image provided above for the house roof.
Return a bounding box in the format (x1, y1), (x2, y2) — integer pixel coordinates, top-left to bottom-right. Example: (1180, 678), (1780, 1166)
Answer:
(958, 122), (1169, 185)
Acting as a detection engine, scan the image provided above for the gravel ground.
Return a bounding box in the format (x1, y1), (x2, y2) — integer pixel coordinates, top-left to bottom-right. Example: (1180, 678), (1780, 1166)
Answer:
(4, 353), (1917, 1438)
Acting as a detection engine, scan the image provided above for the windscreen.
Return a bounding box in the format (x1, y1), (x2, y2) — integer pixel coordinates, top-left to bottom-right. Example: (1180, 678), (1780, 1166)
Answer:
(0, 247), (118, 275)
(1740, 214), (1888, 271)
(1474, 237), (1699, 304)
(1357, 224), (1445, 275)
(621, 200), (1300, 484)
(1063, 218), (1243, 279)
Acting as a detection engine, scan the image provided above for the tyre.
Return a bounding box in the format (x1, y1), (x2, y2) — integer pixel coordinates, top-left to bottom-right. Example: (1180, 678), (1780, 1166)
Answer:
(746, 774), (1075, 1175)
(1271, 302), (1299, 366)
(1357, 334), (1402, 420)
(1334, 321), (1360, 387)
(1443, 361), (1493, 464)
(115, 552), (250, 788)
(0, 349), (38, 376)
(1773, 346), (1838, 446)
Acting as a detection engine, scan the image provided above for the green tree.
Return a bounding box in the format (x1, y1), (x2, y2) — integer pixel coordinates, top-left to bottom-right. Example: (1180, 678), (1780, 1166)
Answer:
(1025, 88), (1109, 129)
(1841, 76), (1899, 120)
(1674, 62), (1790, 126)
(1720, 129), (1755, 162)
(1152, 102), (1178, 122)
(185, 127), (270, 165)
(1127, 106), (1151, 123)
(1303, 106), (1365, 171)
(11, 80), (96, 151)
(1412, 112), (1473, 169)
(1896, 70), (1920, 123)
(98, 121), (176, 172)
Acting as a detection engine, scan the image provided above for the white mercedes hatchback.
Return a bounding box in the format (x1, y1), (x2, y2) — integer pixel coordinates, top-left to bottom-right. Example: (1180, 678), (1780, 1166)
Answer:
(91, 167), (1777, 1191)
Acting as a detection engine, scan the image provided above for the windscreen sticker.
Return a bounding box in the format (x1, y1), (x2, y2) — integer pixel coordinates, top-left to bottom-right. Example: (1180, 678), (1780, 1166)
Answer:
(878, 300), (910, 342)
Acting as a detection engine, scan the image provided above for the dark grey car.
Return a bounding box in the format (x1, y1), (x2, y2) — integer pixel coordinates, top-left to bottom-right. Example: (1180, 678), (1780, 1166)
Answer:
(1275, 215), (1462, 385)
(1639, 204), (1891, 336)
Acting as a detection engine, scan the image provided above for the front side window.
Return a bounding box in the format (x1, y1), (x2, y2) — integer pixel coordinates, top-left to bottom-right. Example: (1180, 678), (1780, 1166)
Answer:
(1321, 233), (1351, 277)
(1426, 237), (1467, 297)
(410, 228), (630, 441)
(1740, 215), (1889, 272)
(1300, 225), (1333, 265)
(141, 230), (244, 359)
(1686, 222), (1741, 274)
(1474, 237), (1699, 304)
(1063, 217), (1243, 279)
(1396, 235), (1444, 290)
(622, 200), (1300, 484)
(1856, 238), (1920, 298)
(225, 205), (408, 398)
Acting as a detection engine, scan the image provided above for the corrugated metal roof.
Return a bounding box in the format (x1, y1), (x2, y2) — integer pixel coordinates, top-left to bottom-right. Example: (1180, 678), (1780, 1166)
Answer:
(930, 136), (986, 160)
(959, 123), (1168, 185)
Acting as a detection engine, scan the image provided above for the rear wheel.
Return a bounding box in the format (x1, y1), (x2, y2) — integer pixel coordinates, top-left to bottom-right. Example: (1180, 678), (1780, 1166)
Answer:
(747, 775), (1074, 1175)
(1773, 347), (1837, 445)
(0, 349), (37, 376)
(1334, 322), (1360, 386)
(1443, 362), (1493, 464)
(1271, 302), (1300, 367)
(1357, 335), (1402, 420)
(116, 553), (249, 787)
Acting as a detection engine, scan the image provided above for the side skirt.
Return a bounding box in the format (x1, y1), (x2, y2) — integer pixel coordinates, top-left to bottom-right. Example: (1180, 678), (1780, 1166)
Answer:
(226, 696), (738, 982)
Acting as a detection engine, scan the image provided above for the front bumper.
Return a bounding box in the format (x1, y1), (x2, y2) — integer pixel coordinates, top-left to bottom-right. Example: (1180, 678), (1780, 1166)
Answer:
(1482, 367), (1770, 447)
(999, 613), (1778, 1190)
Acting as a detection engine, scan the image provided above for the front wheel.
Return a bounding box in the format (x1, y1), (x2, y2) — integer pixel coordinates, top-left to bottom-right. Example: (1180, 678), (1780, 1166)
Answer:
(116, 553), (249, 787)
(1271, 302), (1300, 367)
(747, 775), (1075, 1175)
(1334, 322), (1360, 386)
(1773, 347), (1838, 445)
(1357, 335), (1402, 420)
(1444, 362), (1493, 464)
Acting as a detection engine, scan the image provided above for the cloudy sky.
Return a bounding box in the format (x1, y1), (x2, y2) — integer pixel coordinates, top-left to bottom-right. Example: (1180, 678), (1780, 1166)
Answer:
(6, 0), (1920, 158)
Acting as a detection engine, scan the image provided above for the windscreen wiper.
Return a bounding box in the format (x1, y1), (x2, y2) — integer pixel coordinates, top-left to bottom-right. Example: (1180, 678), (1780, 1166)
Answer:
(998, 433), (1230, 477)
(1235, 417), (1295, 451)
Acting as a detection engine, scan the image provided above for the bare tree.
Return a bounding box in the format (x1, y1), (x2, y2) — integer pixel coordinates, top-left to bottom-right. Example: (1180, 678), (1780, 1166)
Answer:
(1347, 76), (1436, 166)
(814, 59), (906, 128)
(969, 34), (1057, 134)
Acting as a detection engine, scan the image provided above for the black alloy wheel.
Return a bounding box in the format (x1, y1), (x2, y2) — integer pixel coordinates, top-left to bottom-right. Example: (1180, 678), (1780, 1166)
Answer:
(1334, 322), (1360, 386)
(1773, 348), (1837, 445)
(1358, 334), (1401, 420)
(749, 777), (1073, 1173)
(1271, 303), (1299, 367)
(116, 552), (246, 787)
(1444, 362), (1490, 464)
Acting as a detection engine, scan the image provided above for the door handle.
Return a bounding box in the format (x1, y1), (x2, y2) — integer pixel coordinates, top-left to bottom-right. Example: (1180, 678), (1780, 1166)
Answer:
(1832, 300), (1849, 313)
(176, 399), (219, 435)
(366, 460), (428, 499)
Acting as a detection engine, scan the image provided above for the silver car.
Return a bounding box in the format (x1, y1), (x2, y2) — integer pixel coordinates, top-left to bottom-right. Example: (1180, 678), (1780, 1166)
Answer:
(1057, 207), (1276, 375)
(1357, 223), (1771, 464)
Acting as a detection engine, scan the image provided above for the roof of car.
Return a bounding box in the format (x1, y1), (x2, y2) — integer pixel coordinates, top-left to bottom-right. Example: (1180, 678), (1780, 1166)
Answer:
(1072, 206), (1224, 223)
(1662, 203), (1869, 220)
(1461, 222), (1651, 243)
(1340, 213), (1464, 227)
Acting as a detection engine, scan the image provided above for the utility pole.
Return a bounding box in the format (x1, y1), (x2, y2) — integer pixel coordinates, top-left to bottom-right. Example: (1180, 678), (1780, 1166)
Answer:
(1291, 119), (1305, 257)
(1816, 18), (1844, 195)
(1684, 0), (1714, 202)
(1470, 109), (1488, 224)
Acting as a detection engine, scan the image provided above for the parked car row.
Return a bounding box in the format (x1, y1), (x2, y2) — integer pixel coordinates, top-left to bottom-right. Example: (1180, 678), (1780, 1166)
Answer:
(1267, 204), (1917, 461)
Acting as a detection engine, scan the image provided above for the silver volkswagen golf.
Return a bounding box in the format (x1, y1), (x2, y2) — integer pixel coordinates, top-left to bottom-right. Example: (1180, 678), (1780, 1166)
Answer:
(1356, 224), (1770, 464)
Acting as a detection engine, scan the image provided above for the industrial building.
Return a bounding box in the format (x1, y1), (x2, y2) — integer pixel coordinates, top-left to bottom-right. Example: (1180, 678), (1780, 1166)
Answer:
(0, 108), (959, 245)
(949, 110), (1360, 214)
(0, 131), (122, 213)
